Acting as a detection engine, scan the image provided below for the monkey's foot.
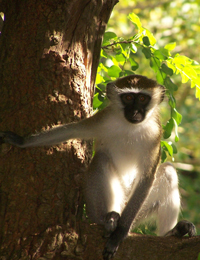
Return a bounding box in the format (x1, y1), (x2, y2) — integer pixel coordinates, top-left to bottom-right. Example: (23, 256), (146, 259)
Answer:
(103, 211), (120, 238)
(164, 220), (196, 237)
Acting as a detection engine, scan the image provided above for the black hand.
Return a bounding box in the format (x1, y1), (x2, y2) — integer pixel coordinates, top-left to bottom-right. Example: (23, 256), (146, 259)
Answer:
(103, 225), (128, 260)
(165, 220), (196, 237)
(0, 131), (24, 146)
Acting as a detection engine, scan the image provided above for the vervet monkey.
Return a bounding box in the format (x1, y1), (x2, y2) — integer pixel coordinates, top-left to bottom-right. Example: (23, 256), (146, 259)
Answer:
(0, 75), (196, 259)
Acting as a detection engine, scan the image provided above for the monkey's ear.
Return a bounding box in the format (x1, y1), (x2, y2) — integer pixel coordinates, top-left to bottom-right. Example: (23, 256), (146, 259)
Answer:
(106, 82), (117, 100)
(159, 84), (166, 103)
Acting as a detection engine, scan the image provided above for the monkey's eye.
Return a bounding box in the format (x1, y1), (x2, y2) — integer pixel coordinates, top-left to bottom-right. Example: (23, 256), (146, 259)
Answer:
(121, 94), (134, 104)
(138, 94), (147, 103)
(125, 94), (133, 101)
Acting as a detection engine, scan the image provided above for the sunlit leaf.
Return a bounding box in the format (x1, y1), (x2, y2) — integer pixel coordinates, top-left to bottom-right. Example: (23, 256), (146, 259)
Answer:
(166, 61), (177, 73)
(196, 86), (200, 99)
(130, 42), (137, 53)
(161, 141), (173, 156)
(144, 29), (157, 46)
(172, 118), (179, 142)
(180, 71), (189, 83)
(128, 13), (142, 31)
(119, 43), (130, 58)
(93, 93), (103, 109)
(172, 108), (182, 125)
(107, 65), (121, 77)
(173, 54), (192, 66)
(114, 54), (126, 63)
(183, 66), (197, 80)
(95, 73), (104, 84)
(164, 42), (176, 51)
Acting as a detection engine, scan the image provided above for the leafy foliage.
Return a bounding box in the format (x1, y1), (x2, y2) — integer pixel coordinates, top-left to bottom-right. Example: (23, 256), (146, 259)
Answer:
(95, 13), (200, 162)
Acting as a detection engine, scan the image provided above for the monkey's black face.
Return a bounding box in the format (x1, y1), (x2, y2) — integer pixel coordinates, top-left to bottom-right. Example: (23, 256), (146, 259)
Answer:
(120, 93), (151, 124)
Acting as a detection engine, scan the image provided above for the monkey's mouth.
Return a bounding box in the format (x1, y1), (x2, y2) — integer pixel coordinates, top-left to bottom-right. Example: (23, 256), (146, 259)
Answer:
(132, 111), (143, 122)
(125, 110), (144, 124)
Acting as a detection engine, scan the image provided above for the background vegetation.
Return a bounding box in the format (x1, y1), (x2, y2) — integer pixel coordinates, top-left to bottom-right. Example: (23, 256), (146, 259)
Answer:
(95, 0), (200, 234)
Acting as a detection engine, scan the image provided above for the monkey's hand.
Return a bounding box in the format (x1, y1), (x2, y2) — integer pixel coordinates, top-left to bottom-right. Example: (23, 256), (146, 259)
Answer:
(104, 211), (120, 238)
(164, 220), (196, 237)
(103, 226), (127, 260)
(0, 131), (24, 147)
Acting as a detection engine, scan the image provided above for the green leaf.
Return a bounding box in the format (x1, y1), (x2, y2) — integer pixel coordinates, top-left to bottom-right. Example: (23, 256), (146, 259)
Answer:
(163, 118), (174, 139)
(101, 49), (108, 58)
(95, 73), (104, 84)
(164, 77), (178, 92)
(103, 31), (117, 45)
(142, 47), (151, 59)
(143, 36), (150, 46)
(107, 65), (121, 78)
(161, 141), (173, 157)
(172, 118), (179, 142)
(130, 42), (137, 53)
(156, 69), (166, 85)
(161, 149), (167, 162)
(172, 108), (182, 125)
(161, 63), (173, 76)
(119, 43), (130, 58)
(120, 70), (135, 77)
(130, 58), (139, 71)
(96, 83), (106, 92)
(115, 54), (126, 63)
(145, 29), (156, 46)
(173, 54), (192, 66)
(128, 13), (142, 31)
(168, 94), (176, 109)
(183, 65), (197, 80)
(164, 42), (176, 51)
(180, 71), (189, 83)
(196, 86), (200, 99)
(93, 93), (103, 109)
(153, 49), (169, 60)
(171, 143), (177, 154)
(150, 58), (161, 73)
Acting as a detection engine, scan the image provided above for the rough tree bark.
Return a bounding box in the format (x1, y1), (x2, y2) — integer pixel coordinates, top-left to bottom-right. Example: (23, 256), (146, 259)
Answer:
(0, 1), (199, 260)
(0, 0), (118, 259)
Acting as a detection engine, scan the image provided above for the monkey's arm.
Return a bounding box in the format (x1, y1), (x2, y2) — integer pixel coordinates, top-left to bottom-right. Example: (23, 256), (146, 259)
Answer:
(0, 113), (103, 148)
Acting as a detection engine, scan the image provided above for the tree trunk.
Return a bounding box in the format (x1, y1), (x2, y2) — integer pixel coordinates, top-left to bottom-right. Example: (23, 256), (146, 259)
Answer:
(0, 0), (117, 259)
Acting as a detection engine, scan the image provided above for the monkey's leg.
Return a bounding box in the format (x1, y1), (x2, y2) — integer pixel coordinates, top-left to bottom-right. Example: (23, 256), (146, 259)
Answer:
(155, 162), (195, 237)
(84, 151), (123, 233)
(154, 162), (180, 236)
(134, 162), (195, 237)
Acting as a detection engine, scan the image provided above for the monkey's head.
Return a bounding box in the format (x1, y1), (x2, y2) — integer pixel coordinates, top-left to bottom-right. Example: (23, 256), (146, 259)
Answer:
(106, 75), (165, 124)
